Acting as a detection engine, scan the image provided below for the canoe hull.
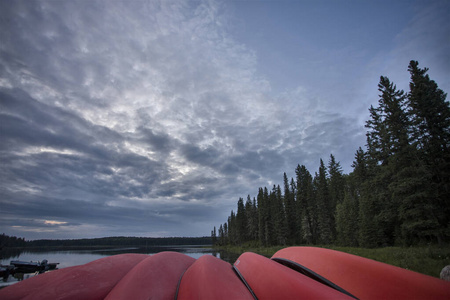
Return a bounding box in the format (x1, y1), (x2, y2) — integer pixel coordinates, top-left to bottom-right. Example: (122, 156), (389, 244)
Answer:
(272, 247), (450, 300)
(1, 248), (448, 300)
(105, 251), (195, 300)
(176, 255), (254, 300)
(234, 252), (354, 300)
(0, 254), (148, 300)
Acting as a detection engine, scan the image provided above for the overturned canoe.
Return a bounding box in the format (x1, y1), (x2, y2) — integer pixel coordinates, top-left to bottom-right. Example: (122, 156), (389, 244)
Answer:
(272, 247), (450, 300)
(0, 253), (148, 300)
(234, 252), (354, 300)
(1, 247), (449, 300)
(176, 254), (254, 300)
(106, 252), (195, 300)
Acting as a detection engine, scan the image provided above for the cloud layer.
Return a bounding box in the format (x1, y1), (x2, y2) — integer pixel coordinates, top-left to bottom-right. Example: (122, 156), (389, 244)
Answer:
(0, 0), (447, 239)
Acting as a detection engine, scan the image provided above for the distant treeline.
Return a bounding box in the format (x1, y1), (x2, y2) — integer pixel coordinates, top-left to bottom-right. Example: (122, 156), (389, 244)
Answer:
(0, 234), (211, 248)
(0, 233), (27, 248)
(212, 61), (450, 248)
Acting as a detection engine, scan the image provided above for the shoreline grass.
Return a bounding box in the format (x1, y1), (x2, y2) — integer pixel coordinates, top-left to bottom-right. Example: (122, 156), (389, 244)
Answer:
(215, 244), (450, 278)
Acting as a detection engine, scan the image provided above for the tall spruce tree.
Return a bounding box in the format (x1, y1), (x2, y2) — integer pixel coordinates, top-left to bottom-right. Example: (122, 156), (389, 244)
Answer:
(352, 147), (368, 182)
(336, 173), (359, 246)
(228, 211), (236, 245)
(366, 76), (409, 163)
(328, 154), (345, 239)
(283, 173), (297, 244)
(257, 187), (271, 246)
(405, 60), (450, 244)
(394, 150), (434, 245)
(263, 187), (271, 245)
(267, 186), (278, 245)
(337, 148), (366, 246)
(289, 177), (299, 243)
(257, 187), (265, 245)
(218, 224), (224, 245)
(211, 226), (217, 245)
(296, 164), (317, 244)
(315, 159), (334, 244)
(236, 197), (247, 244)
(274, 184), (288, 245)
(252, 197), (259, 241)
(360, 76), (410, 246)
(223, 222), (228, 244)
(245, 195), (258, 242)
(328, 154), (345, 207)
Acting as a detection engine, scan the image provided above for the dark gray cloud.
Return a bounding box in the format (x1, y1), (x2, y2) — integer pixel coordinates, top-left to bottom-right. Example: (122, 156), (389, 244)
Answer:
(0, 0), (447, 239)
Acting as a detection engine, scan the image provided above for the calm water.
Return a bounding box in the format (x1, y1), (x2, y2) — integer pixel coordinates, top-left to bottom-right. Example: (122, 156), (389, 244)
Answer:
(0, 246), (240, 288)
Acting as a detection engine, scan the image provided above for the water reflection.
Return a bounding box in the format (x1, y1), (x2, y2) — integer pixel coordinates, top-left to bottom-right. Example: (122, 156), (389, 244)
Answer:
(0, 246), (239, 270)
(1, 246), (242, 288)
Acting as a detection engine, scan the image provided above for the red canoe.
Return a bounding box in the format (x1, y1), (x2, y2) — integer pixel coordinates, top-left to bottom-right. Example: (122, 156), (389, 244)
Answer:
(1, 248), (448, 299)
(0, 253), (148, 300)
(105, 251), (195, 300)
(234, 252), (354, 300)
(272, 247), (450, 300)
(176, 254), (254, 300)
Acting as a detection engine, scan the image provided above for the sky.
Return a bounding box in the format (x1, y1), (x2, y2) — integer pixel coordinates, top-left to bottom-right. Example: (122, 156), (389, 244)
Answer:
(0, 0), (449, 240)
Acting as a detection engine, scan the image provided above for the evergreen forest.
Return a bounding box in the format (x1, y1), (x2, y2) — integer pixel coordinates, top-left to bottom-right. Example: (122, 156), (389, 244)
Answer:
(0, 234), (211, 248)
(212, 61), (450, 248)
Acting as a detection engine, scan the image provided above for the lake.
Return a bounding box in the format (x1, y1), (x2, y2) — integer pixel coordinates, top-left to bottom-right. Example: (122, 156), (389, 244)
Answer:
(0, 246), (240, 288)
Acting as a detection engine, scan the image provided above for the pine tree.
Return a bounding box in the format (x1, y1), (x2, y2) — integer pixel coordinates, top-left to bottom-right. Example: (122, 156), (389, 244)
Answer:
(223, 222), (228, 244)
(264, 187), (271, 245)
(352, 147), (368, 181)
(252, 197), (259, 241)
(245, 195), (258, 242)
(336, 151), (363, 247)
(274, 184), (288, 245)
(366, 76), (409, 164)
(218, 224), (224, 246)
(283, 173), (296, 244)
(328, 154), (345, 240)
(228, 211), (236, 245)
(405, 60), (450, 244)
(407, 61), (450, 156)
(336, 173), (359, 246)
(360, 76), (412, 246)
(211, 226), (217, 245)
(236, 197), (247, 244)
(366, 104), (390, 165)
(267, 186), (278, 245)
(296, 164), (317, 244)
(395, 151), (435, 245)
(315, 159), (333, 244)
(257, 187), (266, 245)
(328, 154), (345, 207)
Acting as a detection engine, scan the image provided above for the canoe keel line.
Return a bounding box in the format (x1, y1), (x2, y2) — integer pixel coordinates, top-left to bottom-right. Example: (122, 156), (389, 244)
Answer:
(270, 257), (357, 299)
(0, 247), (448, 299)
